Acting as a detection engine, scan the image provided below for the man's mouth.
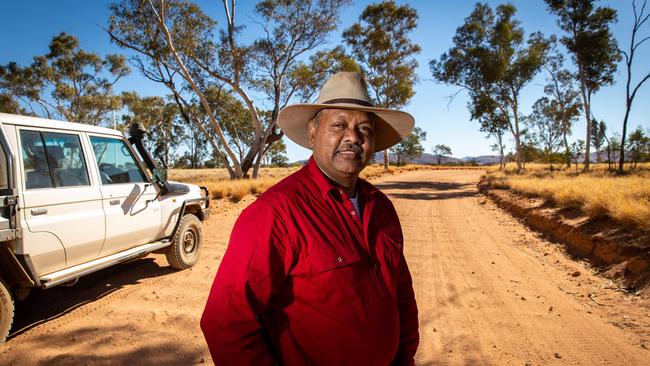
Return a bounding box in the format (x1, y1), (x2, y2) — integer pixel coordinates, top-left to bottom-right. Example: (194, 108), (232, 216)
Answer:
(335, 146), (363, 159)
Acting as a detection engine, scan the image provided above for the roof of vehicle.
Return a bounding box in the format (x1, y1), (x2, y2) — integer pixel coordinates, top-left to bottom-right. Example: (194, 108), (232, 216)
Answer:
(0, 113), (124, 137)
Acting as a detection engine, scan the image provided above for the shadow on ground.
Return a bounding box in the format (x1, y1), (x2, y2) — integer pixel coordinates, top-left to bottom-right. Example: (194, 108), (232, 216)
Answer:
(9, 258), (176, 340)
(4, 325), (202, 365)
(376, 181), (478, 201)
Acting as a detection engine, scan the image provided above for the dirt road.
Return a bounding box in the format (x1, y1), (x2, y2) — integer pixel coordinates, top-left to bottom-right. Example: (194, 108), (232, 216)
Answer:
(2, 170), (649, 365)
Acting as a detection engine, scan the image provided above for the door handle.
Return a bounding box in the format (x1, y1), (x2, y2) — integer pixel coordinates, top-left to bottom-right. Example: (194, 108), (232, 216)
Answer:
(31, 208), (48, 216)
(109, 199), (120, 206)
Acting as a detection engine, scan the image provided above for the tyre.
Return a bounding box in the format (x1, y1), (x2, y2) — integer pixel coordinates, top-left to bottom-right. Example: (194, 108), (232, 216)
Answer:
(0, 279), (14, 343)
(165, 214), (202, 269)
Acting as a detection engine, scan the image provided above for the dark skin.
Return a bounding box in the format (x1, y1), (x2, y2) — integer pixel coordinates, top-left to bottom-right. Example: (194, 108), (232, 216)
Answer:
(308, 109), (376, 196)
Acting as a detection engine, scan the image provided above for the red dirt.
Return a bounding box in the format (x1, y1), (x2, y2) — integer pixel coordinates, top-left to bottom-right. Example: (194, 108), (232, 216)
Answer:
(1, 170), (649, 365)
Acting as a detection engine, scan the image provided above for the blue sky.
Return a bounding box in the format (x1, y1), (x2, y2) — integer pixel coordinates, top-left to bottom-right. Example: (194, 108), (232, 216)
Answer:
(1, 0), (648, 162)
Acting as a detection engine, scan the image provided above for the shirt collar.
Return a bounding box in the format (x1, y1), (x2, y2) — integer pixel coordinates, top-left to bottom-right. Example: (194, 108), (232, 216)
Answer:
(306, 156), (379, 201)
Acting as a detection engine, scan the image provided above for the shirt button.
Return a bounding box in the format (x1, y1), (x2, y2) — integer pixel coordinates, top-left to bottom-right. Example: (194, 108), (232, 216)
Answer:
(351, 211), (356, 216)
(336, 256), (343, 263)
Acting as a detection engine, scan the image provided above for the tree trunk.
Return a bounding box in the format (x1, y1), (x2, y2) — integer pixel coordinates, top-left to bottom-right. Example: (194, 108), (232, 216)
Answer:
(562, 132), (571, 169)
(618, 106), (631, 173)
(499, 144), (504, 170)
(578, 74), (591, 171)
(383, 150), (389, 170)
(607, 143), (612, 171)
(512, 110), (522, 172)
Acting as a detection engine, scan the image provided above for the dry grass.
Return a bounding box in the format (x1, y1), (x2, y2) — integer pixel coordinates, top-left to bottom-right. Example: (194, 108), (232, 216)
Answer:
(169, 163), (461, 203)
(483, 163), (650, 231)
(169, 166), (301, 203)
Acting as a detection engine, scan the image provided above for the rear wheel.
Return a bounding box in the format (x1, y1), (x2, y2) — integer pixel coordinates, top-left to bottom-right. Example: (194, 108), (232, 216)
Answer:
(165, 214), (202, 269)
(0, 279), (14, 342)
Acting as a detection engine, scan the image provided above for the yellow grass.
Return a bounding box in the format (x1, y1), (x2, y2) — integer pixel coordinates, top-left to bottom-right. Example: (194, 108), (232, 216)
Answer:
(169, 166), (301, 203)
(483, 163), (650, 231)
(169, 163), (464, 202)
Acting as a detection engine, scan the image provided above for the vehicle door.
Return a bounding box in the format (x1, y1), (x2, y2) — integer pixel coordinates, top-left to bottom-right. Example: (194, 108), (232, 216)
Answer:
(88, 135), (161, 256)
(19, 128), (105, 271)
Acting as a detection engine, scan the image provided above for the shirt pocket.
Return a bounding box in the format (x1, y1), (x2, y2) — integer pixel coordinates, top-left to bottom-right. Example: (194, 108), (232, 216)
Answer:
(375, 231), (403, 295)
(307, 245), (361, 275)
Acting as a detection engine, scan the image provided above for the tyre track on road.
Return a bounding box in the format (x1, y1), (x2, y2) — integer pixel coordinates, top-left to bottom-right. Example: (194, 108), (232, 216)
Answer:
(378, 170), (649, 366)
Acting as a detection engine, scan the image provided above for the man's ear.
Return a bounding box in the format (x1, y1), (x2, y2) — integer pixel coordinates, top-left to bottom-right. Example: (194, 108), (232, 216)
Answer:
(308, 119), (316, 147)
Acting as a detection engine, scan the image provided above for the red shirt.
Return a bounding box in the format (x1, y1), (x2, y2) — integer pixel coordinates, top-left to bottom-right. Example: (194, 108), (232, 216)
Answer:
(201, 157), (419, 365)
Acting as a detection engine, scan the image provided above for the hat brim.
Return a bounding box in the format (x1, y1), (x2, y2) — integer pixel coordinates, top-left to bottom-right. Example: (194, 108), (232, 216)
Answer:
(277, 103), (415, 153)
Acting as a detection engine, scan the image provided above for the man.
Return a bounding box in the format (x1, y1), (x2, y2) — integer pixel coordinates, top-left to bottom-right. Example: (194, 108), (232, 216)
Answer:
(201, 72), (419, 365)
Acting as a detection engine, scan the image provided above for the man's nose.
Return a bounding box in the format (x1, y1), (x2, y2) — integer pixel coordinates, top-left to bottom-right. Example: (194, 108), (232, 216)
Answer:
(343, 126), (363, 144)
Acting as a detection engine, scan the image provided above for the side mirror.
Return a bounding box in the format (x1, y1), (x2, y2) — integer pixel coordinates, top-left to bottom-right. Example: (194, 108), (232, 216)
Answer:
(153, 167), (168, 183)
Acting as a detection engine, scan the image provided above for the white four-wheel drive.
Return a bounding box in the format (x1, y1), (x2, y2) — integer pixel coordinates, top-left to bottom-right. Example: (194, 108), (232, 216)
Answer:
(0, 113), (210, 342)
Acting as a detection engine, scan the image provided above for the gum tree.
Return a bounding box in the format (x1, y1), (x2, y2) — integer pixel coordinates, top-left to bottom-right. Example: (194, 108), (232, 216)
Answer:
(431, 3), (550, 172)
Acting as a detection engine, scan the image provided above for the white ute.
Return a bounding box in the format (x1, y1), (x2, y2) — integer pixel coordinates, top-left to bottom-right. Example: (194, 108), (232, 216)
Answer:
(0, 113), (210, 342)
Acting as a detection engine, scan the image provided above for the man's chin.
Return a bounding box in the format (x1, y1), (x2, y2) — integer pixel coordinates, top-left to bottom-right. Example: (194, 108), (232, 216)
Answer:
(331, 158), (366, 175)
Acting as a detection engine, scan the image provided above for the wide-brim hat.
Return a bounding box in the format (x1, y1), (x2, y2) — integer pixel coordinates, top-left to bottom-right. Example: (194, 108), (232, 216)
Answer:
(277, 72), (415, 152)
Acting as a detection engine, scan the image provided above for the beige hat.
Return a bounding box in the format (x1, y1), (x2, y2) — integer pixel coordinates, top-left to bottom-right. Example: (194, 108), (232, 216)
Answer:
(277, 72), (415, 152)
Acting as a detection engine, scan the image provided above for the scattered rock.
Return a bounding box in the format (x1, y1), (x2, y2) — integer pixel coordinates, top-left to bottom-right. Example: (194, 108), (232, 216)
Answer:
(571, 271), (581, 277)
(433, 327), (437, 332)
(548, 306), (554, 312)
(554, 352), (562, 359)
(521, 296), (526, 301)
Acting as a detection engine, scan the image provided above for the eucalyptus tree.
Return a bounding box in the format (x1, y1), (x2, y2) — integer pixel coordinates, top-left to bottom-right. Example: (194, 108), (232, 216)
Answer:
(343, 0), (421, 170)
(618, 0), (650, 172)
(108, 0), (351, 178)
(391, 127), (426, 166)
(545, 0), (621, 171)
(541, 48), (583, 168)
(0, 32), (129, 125)
(432, 144), (452, 166)
(526, 97), (564, 166)
(121, 92), (186, 168)
(430, 3), (550, 172)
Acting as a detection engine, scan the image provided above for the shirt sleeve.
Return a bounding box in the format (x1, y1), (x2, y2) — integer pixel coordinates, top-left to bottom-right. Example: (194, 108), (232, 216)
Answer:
(392, 254), (420, 366)
(200, 200), (294, 366)
(391, 217), (419, 366)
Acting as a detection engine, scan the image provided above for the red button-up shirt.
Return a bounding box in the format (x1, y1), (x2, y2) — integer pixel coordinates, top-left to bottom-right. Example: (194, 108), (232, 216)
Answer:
(201, 157), (419, 365)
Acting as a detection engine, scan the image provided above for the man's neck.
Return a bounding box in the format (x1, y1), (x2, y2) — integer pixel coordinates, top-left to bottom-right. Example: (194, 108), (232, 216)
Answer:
(313, 160), (358, 196)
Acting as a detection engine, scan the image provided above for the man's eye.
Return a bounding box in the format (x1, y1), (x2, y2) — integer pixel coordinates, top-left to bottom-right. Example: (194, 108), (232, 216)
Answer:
(360, 126), (374, 135)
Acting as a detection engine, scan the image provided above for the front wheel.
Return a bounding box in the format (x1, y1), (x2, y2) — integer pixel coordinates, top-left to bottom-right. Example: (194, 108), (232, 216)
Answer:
(165, 214), (202, 270)
(0, 279), (14, 342)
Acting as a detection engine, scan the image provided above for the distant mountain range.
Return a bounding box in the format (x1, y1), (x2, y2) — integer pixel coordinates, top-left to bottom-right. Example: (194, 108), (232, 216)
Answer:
(293, 150), (626, 166)
(371, 152), (502, 165)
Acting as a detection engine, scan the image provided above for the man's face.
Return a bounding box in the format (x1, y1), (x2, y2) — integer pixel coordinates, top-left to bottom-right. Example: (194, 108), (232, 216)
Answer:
(309, 109), (376, 183)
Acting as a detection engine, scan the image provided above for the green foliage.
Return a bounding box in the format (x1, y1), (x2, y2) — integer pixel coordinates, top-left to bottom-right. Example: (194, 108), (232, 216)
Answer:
(432, 144), (452, 165)
(430, 3), (551, 171)
(343, 0), (420, 109)
(618, 0), (650, 172)
(265, 140), (289, 167)
(0, 93), (31, 115)
(526, 96), (564, 163)
(570, 139), (586, 172)
(289, 46), (360, 103)
(121, 92), (185, 168)
(545, 0), (621, 169)
(542, 45), (583, 167)
(391, 127), (426, 165)
(628, 126), (650, 167)
(0, 32), (129, 125)
(589, 118), (607, 162)
(108, 0), (351, 178)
